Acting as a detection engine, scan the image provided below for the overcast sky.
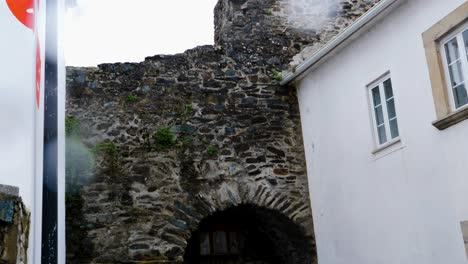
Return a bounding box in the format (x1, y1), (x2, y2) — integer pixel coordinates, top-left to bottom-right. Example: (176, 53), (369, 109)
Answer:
(65, 0), (219, 66)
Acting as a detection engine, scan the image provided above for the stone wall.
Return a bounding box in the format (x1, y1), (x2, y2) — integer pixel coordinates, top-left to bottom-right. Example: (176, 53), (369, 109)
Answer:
(0, 185), (30, 264)
(66, 0), (379, 263)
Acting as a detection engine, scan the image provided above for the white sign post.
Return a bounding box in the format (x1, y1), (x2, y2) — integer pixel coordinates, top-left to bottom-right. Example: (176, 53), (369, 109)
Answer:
(0, 0), (65, 262)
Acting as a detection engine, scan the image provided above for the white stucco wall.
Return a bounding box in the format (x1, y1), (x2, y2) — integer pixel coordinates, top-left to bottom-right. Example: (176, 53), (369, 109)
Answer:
(297, 0), (468, 263)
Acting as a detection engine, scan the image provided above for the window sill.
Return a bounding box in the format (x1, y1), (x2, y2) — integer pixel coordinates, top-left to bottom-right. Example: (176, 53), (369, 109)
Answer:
(432, 106), (468, 130)
(372, 138), (401, 155)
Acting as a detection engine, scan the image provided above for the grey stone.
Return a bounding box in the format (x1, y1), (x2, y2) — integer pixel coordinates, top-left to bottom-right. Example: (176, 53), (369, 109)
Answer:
(0, 200), (14, 223)
(0, 184), (18, 197)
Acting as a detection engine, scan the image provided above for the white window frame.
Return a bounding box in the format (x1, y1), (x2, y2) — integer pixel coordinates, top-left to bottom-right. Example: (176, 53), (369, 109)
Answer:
(440, 21), (468, 111)
(367, 74), (400, 149)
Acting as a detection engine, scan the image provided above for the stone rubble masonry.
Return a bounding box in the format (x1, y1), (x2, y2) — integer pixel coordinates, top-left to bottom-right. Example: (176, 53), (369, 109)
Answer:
(0, 185), (19, 198)
(280, 0), (381, 67)
(0, 190), (30, 264)
(66, 0), (380, 263)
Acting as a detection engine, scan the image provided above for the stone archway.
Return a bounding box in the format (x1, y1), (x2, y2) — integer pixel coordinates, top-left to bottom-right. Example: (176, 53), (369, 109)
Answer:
(183, 204), (316, 264)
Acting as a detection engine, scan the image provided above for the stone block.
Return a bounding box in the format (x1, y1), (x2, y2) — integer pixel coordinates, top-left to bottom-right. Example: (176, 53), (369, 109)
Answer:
(0, 184), (19, 197)
(0, 200), (15, 223)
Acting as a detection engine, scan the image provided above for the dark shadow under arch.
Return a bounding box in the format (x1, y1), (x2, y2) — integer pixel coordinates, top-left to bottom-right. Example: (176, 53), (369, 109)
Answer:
(184, 204), (315, 264)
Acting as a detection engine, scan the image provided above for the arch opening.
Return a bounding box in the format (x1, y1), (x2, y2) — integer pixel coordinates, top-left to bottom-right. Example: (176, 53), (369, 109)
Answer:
(184, 204), (315, 264)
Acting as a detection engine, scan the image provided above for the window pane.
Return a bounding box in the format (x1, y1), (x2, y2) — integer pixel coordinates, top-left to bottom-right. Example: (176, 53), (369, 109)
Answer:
(454, 84), (468, 109)
(448, 61), (465, 87)
(377, 125), (387, 145)
(213, 231), (228, 254)
(200, 232), (211, 256)
(445, 38), (460, 64)
(387, 99), (396, 119)
(228, 232), (239, 254)
(390, 119), (399, 139)
(375, 106), (384, 125)
(463, 29), (468, 59)
(372, 87), (381, 106)
(383, 79), (393, 99)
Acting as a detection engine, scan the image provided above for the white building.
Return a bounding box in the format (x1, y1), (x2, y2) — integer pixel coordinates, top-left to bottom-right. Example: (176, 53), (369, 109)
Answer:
(283, 0), (468, 263)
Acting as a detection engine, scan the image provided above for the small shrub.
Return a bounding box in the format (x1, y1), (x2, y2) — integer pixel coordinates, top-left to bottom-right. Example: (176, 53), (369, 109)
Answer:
(185, 104), (193, 114)
(274, 74), (283, 81)
(127, 94), (138, 103)
(153, 127), (176, 149)
(207, 145), (218, 155)
(271, 69), (283, 82)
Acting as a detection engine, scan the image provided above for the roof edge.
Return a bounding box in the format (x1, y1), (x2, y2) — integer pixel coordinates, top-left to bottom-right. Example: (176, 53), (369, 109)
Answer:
(281, 0), (406, 85)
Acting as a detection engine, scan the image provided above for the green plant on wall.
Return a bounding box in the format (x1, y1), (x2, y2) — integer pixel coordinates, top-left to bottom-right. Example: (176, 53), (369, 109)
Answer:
(271, 69), (283, 82)
(127, 94), (138, 103)
(153, 127), (176, 149)
(93, 142), (118, 156)
(182, 137), (193, 147)
(207, 145), (218, 155)
(184, 104), (193, 114)
(178, 103), (193, 116)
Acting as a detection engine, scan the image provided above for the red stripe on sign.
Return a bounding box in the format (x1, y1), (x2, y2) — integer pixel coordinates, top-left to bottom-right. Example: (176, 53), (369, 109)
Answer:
(6, 0), (35, 30)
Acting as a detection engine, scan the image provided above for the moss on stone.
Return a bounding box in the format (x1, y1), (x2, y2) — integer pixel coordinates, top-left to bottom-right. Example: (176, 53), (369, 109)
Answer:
(153, 127), (176, 149)
(93, 141), (118, 156)
(178, 104), (193, 116)
(207, 145), (218, 155)
(127, 94), (138, 103)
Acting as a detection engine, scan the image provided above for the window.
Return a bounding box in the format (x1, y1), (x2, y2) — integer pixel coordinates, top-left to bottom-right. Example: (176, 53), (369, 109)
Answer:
(422, 2), (468, 130)
(441, 24), (468, 110)
(368, 76), (399, 147)
(199, 229), (242, 261)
